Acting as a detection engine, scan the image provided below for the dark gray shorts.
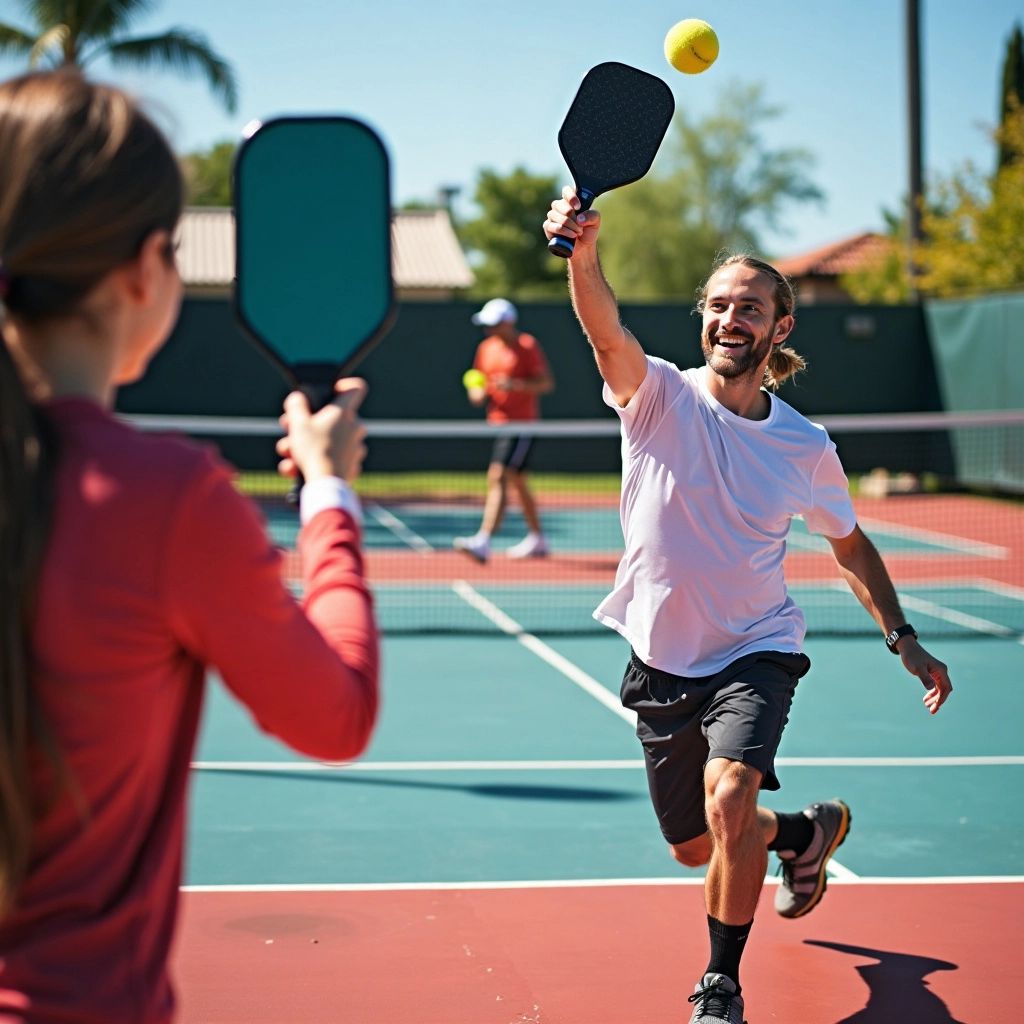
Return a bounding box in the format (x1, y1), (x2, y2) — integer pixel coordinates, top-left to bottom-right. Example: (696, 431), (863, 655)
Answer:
(620, 649), (810, 845)
(490, 434), (534, 471)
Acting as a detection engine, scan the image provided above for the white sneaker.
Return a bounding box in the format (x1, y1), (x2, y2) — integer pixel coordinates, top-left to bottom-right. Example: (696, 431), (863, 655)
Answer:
(506, 534), (549, 559)
(453, 534), (490, 563)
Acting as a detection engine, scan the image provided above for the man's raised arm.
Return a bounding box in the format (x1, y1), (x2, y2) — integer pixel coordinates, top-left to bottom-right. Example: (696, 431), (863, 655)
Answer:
(543, 186), (647, 406)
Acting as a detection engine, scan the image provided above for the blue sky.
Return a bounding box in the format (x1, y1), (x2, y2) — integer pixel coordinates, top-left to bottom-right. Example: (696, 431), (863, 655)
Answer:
(0, 0), (1020, 258)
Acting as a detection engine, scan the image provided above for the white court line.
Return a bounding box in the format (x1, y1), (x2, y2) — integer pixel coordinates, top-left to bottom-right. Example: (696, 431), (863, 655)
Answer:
(970, 579), (1024, 645)
(365, 502), (433, 553)
(451, 579), (637, 726)
(786, 516), (1008, 558)
(193, 750), (1024, 882)
(182, 874), (1024, 894)
(898, 592), (1018, 638)
(975, 577), (1024, 601)
(305, 517), (1018, 884)
(812, 577), (1024, 641)
(796, 575), (1024, 598)
(856, 516), (1008, 558)
(191, 755), (1024, 772)
(825, 860), (860, 881)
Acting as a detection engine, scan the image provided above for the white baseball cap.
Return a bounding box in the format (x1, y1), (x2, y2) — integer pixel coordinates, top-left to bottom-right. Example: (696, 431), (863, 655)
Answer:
(471, 297), (518, 326)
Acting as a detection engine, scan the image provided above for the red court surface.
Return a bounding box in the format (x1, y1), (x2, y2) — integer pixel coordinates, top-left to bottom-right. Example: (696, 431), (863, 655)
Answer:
(174, 880), (1022, 1023)
(277, 490), (1023, 589)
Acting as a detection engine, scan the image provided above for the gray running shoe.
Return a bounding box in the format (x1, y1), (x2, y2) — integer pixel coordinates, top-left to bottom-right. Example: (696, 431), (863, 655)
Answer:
(687, 973), (745, 1024)
(774, 798), (851, 919)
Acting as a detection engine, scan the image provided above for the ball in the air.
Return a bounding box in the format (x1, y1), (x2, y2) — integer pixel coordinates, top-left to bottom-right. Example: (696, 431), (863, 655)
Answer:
(463, 369), (486, 390)
(664, 18), (719, 74)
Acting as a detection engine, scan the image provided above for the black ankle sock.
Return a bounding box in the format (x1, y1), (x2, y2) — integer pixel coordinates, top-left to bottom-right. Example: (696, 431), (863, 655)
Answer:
(768, 810), (814, 855)
(705, 915), (752, 993)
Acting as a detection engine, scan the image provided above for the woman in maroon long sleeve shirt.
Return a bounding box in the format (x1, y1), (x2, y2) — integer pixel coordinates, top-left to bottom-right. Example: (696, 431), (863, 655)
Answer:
(0, 71), (380, 1023)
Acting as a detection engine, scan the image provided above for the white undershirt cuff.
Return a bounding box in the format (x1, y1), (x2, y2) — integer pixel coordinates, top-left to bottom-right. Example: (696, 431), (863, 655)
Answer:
(299, 476), (363, 526)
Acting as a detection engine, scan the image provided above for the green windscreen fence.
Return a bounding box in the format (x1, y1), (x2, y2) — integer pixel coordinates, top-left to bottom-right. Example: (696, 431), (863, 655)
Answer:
(925, 292), (1024, 493)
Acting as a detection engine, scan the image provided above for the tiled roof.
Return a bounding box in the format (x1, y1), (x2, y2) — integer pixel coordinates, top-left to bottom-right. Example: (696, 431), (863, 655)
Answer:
(177, 208), (235, 286)
(391, 209), (475, 289)
(176, 206), (474, 291)
(774, 232), (890, 278)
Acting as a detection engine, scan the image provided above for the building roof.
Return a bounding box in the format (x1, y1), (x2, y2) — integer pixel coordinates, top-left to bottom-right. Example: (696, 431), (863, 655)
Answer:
(774, 232), (890, 278)
(176, 206), (474, 291)
(391, 209), (475, 290)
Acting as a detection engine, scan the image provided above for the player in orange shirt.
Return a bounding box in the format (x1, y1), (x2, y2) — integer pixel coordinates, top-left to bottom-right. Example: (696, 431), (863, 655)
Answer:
(454, 299), (555, 563)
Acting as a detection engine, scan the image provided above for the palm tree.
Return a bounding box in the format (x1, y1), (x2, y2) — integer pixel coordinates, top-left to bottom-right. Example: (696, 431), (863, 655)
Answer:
(0, 0), (238, 113)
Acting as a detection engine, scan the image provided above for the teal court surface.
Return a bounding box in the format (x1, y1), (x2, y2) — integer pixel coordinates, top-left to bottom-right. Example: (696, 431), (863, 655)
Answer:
(172, 483), (1024, 1021)
(174, 623), (1024, 1023)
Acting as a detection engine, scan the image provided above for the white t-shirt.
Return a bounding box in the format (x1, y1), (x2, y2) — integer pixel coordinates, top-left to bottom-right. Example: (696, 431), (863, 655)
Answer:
(594, 357), (857, 676)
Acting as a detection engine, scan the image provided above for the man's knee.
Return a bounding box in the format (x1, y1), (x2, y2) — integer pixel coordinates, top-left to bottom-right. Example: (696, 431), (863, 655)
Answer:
(704, 760), (763, 840)
(670, 832), (711, 868)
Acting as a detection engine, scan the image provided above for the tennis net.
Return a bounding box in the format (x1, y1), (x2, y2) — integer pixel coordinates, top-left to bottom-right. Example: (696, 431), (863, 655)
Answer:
(126, 411), (1024, 640)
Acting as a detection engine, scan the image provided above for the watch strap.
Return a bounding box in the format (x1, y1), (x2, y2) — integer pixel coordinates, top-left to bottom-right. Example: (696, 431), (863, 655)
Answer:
(885, 623), (917, 654)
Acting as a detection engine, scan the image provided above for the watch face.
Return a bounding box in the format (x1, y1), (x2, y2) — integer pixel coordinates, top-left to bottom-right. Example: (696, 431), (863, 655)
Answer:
(887, 625), (915, 651)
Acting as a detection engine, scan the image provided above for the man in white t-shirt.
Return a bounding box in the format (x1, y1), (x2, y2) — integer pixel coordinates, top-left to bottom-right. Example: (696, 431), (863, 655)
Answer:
(544, 187), (953, 1024)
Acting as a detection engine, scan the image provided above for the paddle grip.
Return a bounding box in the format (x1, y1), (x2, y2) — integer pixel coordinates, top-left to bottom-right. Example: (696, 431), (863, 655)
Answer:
(285, 380), (337, 506)
(547, 189), (595, 259)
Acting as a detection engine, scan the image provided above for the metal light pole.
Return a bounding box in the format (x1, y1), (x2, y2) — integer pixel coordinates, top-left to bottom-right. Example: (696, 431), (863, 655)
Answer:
(906, 0), (924, 297)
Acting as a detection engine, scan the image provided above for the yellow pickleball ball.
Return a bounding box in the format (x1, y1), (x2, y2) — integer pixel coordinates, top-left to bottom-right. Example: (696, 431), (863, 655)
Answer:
(664, 18), (719, 75)
(462, 369), (486, 390)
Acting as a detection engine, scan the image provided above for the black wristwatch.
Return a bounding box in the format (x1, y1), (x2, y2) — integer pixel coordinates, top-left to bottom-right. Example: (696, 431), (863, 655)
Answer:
(885, 623), (918, 654)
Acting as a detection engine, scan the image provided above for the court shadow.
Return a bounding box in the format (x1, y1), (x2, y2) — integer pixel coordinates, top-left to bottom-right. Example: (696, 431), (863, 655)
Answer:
(212, 768), (638, 803)
(805, 939), (965, 1024)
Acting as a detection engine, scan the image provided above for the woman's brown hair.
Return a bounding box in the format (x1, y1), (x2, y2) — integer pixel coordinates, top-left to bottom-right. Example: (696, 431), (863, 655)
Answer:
(0, 69), (183, 915)
(696, 253), (806, 390)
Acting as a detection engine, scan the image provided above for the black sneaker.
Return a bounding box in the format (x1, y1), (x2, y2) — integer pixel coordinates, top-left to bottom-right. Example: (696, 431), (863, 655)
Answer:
(775, 798), (851, 918)
(687, 973), (745, 1023)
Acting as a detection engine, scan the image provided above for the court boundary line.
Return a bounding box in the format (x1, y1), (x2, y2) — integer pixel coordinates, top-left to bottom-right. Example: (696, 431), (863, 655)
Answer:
(181, 875), (1024, 894)
(897, 592), (1018, 637)
(850, 516), (1007, 559)
(785, 521), (1007, 558)
(815, 577), (1023, 640)
(365, 501), (432, 552)
(362, 495), (1022, 646)
(380, 578), (1024, 881)
(191, 755), (1024, 771)
(451, 579), (636, 725)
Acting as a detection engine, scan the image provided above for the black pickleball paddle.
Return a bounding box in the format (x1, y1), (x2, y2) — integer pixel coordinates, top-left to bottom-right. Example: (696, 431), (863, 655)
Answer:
(548, 62), (675, 259)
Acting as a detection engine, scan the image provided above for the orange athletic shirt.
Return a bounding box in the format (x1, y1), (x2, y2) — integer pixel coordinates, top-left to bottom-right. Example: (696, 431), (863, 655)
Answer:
(0, 397), (379, 1024)
(473, 332), (549, 423)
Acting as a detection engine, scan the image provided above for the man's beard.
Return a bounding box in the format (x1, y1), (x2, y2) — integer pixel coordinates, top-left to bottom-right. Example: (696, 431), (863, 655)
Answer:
(701, 325), (774, 380)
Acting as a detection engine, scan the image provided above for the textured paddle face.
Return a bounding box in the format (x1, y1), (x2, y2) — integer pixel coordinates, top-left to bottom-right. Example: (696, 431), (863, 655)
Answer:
(558, 62), (675, 198)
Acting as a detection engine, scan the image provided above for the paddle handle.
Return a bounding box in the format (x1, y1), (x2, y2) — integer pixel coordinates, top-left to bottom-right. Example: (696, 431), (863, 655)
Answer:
(547, 189), (595, 259)
(285, 380), (337, 506)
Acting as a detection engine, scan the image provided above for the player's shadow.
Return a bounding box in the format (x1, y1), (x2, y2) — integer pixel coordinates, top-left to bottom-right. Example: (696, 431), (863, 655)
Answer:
(214, 768), (638, 803)
(805, 940), (965, 1024)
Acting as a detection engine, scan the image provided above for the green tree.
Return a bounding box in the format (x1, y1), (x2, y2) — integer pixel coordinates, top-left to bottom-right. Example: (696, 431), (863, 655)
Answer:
(181, 139), (235, 205)
(916, 108), (1024, 295)
(998, 22), (1024, 170)
(844, 108), (1024, 300)
(597, 82), (824, 300)
(0, 0), (238, 112)
(459, 166), (565, 299)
